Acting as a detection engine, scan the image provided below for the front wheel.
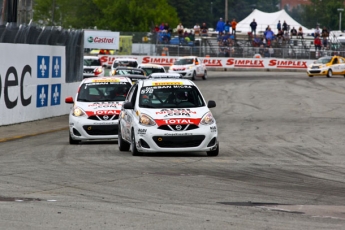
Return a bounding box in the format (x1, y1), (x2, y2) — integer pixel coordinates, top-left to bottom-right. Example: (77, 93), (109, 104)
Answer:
(327, 69), (332, 78)
(118, 126), (130, 151)
(308, 75), (313, 77)
(131, 132), (143, 156)
(69, 133), (80, 145)
(192, 71), (196, 80)
(202, 71), (207, 80)
(207, 143), (219, 157)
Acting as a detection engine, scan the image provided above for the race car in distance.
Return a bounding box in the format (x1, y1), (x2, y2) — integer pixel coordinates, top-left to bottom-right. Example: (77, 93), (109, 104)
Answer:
(138, 63), (166, 75)
(168, 56), (207, 80)
(83, 56), (105, 78)
(65, 76), (132, 144)
(307, 56), (345, 78)
(111, 58), (139, 74)
(118, 74), (219, 157)
(111, 66), (146, 76)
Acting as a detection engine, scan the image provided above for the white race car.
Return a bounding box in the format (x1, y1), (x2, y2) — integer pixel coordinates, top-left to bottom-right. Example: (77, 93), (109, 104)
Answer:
(118, 74), (219, 156)
(83, 56), (105, 78)
(168, 56), (207, 80)
(65, 76), (132, 144)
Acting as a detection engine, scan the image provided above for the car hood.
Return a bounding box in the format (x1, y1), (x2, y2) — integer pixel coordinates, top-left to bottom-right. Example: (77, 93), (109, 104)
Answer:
(77, 101), (124, 116)
(139, 107), (210, 126)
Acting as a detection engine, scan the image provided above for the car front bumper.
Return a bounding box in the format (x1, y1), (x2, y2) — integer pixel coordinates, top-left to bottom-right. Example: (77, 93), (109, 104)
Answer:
(168, 69), (194, 78)
(133, 124), (218, 153)
(69, 114), (119, 141)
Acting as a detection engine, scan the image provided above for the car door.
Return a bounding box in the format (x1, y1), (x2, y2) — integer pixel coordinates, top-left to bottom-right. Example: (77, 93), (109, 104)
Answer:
(331, 57), (340, 74)
(122, 84), (138, 141)
(339, 58), (345, 74)
(195, 57), (203, 75)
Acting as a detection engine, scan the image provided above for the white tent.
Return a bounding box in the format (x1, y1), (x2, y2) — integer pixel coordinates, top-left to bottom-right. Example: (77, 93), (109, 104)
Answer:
(235, 9), (310, 35)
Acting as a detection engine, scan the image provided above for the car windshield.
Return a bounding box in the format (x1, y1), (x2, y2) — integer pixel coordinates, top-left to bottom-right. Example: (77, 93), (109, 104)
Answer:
(77, 82), (132, 102)
(315, 57), (332, 64)
(84, 58), (101, 66)
(141, 67), (165, 75)
(139, 85), (205, 108)
(173, 58), (194, 65)
(114, 61), (138, 68)
(115, 69), (145, 75)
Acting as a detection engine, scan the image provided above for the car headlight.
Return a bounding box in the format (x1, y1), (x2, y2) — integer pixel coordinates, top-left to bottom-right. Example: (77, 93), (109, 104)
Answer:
(94, 67), (103, 75)
(189, 66), (194, 69)
(200, 111), (215, 125)
(139, 113), (156, 126)
(169, 66), (173, 70)
(73, 106), (86, 117)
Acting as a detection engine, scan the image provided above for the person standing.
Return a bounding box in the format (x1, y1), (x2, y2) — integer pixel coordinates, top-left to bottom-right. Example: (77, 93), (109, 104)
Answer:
(177, 22), (184, 43)
(200, 22), (208, 36)
(277, 20), (281, 31)
(194, 23), (200, 36)
(250, 19), (257, 35)
(224, 20), (230, 34)
(231, 18), (237, 35)
(282, 20), (288, 32)
(216, 18), (225, 34)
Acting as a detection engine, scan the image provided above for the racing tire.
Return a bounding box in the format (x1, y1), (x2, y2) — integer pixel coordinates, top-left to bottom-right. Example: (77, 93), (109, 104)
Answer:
(131, 131), (143, 156)
(192, 71), (196, 80)
(118, 126), (130, 151)
(202, 71), (207, 80)
(207, 143), (219, 157)
(69, 133), (80, 145)
(327, 69), (332, 78)
(308, 75), (313, 77)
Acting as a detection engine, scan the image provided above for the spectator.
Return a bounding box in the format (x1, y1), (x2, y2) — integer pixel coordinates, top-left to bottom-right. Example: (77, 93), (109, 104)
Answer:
(253, 35), (261, 47)
(264, 47), (270, 58)
(164, 23), (172, 33)
(283, 31), (290, 44)
(194, 23), (200, 36)
(314, 35), (322, 51)
(297, 27), (304, 39)
(159, 22), (165, 32)
(277, 20), (281, 31)
(216, 18), (225, 34)
(154, 24), (159, 32)
(269, 45), (274, 57)
(290, 27), (297, 38)
(231, 19), (237, 35)
(322, 37), (328, 48)
(224, 20), (230, 34)
(250, 19), (257, 35)
(322, 26), (329, 38)
(314, 25), (321, 37)
(259, 44), (265, 56)
(282, 20), (288, 32)
(264, 27), (274, 41)
(177, 22), (184, 43)
(200, 23), (208, 36)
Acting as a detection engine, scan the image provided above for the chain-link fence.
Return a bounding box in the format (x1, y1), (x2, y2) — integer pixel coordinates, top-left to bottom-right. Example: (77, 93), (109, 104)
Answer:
(0, 22), (83, 83)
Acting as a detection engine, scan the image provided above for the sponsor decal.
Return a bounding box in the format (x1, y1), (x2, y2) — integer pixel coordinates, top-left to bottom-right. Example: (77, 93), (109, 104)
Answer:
(156, 109), (197, 117)
(36, 85), (49, 107)
(173, 67), (186, 71)
(152, 82), (183, 86)
(138, 128), (147, 134)
(210, 126), (217, 132)
(37, 56), (50, 78)
(50, 84), (61, 106)
(226, 59), (264, 68)
(203, 59), (222, 67)
(86, 110), (120, 116)
(269, 60), (308, 69)
(88, 102), (122, 108)
(155, 118), (201, 126)
(52, 56), (62, 78)
(142, 57), (177, 65)
(91, 78), (120, 83)
(93, 122), (117, 125)
(88, 36), (115, 44)
(163, 133), (193, 136)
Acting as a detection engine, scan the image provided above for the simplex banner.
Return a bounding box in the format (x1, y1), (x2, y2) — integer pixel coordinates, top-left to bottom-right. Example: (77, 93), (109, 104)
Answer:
(84, 30), (120, 50)
(98, 55), (314, 69)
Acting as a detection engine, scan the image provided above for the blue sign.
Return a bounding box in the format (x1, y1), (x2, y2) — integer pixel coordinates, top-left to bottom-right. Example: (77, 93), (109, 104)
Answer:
(52, 56), (62, 78)
(37, 56), (50, 78)
(50, 84), (61, 106)
(36, 85), (49, 107)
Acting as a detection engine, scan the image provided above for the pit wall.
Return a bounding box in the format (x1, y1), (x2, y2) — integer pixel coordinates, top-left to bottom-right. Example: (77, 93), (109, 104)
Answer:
(0, 44), (79, 126)
(99, 55), (315, 69)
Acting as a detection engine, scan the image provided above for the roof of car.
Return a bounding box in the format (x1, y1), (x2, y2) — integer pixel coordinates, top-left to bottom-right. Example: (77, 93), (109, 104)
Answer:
(84, 56), (100, 59)
(81, 76), (132, 84)
(138, 63), (165, 68)
(141, 78), (195, 87)
(113, 58), (138, 62)
(179, 56), (198, 59)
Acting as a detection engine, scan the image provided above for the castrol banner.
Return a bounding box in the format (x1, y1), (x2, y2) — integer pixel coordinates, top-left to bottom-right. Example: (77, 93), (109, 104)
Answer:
(84, 30), (119, 49)
(98, 55), (313, 69)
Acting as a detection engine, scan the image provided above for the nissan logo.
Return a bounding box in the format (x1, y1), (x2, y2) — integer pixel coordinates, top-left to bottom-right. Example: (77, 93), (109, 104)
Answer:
(175, 125), (182, 130)
(103, 115), (109, 120)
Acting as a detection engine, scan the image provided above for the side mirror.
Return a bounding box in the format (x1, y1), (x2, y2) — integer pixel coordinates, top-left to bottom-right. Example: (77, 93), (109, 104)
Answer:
(65, 97), (74, 104)
(207, 100), (216, 108)
(195, 62), (199, 65)
(123, 102), (134, 109)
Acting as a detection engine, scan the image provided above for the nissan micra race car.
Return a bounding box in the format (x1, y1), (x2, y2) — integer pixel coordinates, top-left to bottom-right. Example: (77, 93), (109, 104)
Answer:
(65, 77), (132, 144)
(168, 56), (207, 80)
(118, 73), (219, 156)
(307, 56), (345, 78)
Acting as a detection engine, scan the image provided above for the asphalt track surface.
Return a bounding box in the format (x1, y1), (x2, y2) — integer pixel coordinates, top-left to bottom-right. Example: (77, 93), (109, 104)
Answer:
(1, 71), (345, 230)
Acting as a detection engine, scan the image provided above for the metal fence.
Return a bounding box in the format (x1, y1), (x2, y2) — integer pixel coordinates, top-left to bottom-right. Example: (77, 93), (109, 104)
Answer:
(0, 22), (83, 83)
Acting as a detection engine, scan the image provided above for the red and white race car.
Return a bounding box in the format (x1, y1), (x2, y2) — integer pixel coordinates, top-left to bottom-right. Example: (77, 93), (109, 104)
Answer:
(168, 56), (207, 80)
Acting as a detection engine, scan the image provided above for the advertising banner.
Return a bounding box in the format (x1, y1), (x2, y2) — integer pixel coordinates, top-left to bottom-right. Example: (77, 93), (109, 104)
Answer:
(84, 30), (120, 50)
